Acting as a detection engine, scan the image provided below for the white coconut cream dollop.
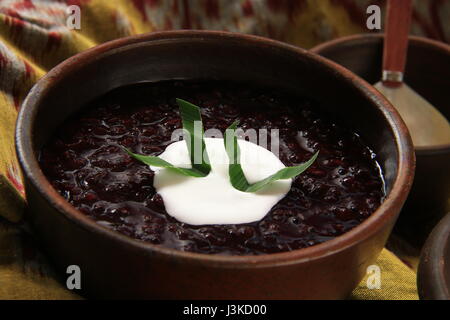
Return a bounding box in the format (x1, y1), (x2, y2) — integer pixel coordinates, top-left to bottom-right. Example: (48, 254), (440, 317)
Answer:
(151, 138), (291, 225)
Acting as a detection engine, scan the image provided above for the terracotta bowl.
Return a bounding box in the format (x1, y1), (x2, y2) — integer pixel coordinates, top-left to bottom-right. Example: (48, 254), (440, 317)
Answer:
(312, 34), (450, 247)
(418, 211), (450, 300)
(15, 31), (414, 299)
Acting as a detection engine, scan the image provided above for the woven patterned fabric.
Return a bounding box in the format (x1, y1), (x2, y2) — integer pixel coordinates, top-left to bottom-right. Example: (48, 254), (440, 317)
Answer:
(1, 0), (447, 300)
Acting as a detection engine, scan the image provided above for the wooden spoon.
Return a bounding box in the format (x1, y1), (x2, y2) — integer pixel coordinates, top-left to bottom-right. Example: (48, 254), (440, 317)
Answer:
(374, 0), (450, 147)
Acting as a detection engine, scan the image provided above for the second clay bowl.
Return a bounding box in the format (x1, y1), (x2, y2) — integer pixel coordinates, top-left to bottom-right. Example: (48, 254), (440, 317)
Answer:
(312, 34), (450, 247)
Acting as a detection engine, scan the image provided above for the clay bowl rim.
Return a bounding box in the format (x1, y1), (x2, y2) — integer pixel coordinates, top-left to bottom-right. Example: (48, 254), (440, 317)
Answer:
(311, 32), (450, 156)
(16, 30), (415, 267)
(418, 211), (450, 299)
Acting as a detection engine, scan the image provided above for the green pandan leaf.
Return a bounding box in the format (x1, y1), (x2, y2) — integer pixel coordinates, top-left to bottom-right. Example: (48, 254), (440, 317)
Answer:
(223, 121), (249, 192)
(224, 121), (319, 192)
(125, 98), (211, 177)
(124, 149), (206, 177)
(128, 99), (317, 192)
(176, 98), (211, 175)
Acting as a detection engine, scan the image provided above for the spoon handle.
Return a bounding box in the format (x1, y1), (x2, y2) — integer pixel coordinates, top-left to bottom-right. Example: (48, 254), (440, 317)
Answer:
(382, 0), (413, 87)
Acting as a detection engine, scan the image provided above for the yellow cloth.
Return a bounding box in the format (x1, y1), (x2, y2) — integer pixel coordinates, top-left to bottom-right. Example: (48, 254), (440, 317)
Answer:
(3, 0), (446, 300)
(351, 249), (418, 300)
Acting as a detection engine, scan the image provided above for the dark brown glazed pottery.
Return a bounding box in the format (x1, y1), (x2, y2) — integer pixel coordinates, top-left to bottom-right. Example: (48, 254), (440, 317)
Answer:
(312, 34), (450, 247)
(16, 31), (414, 299)
(418, 211), (450, 300)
